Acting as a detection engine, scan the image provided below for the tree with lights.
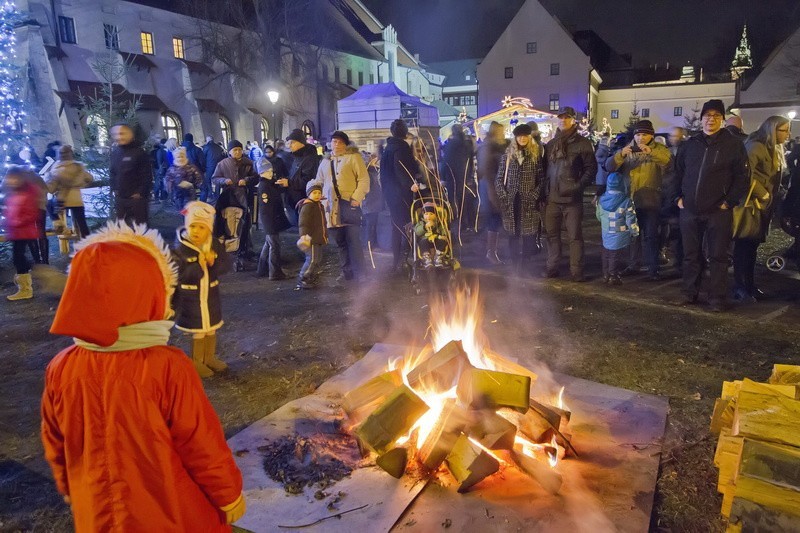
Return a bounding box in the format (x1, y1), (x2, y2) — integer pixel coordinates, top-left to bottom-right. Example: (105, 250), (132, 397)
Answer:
(0, 1), (29, 167)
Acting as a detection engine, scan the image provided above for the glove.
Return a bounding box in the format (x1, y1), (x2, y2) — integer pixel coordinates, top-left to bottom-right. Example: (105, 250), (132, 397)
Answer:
(297, 234), (312, 253)
(177, 180), (194, 189)
(220, 493), (246, 524)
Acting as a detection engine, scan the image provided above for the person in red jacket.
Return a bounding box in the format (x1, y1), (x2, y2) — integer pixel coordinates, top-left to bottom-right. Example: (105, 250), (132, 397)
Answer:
(2, 166), (42, 300)
(41, 221), (246, 532)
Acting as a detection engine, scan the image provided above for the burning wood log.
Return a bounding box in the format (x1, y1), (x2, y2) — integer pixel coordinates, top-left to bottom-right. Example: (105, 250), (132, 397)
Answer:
(406, 340), (472, 393)
(456, 368), (531, 413)
(354, 385), (429, 455)
(498, 448), (563, 495)
(466, 410), (517, 451)
(418, 399), (468, 470)
(501, 401), (560, 443)
(341, 370), (404, 416)
(445, 434), (500, 492)
(376, 447), (408, 479)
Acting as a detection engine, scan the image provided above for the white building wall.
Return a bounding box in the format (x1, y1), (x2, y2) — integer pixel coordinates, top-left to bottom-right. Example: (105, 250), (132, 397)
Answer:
(597, 82), (736, 133)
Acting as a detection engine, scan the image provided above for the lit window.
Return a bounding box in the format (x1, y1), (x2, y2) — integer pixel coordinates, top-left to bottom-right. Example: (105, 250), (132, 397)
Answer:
(549, 93), (559, 112)
(260, 118), (269, 143)
(550, 63), (560, 76)
(673, 106), (683, 117)
(59, 16), (76, 44)
(641, 108), (650, 118)
(219, 116), (232, 148)
(140, 32), (154, 55)
(161, 112), (182, 141)
(611, 109), (619, 119)
(526, 42), (537, 54)
(172, 37), (184, 59)
(504, 67), (513, 79)
(104, 24), (119, 50)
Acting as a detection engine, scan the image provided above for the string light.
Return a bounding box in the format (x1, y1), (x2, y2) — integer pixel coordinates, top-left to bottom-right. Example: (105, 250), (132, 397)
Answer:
(0, 1), (29, 168)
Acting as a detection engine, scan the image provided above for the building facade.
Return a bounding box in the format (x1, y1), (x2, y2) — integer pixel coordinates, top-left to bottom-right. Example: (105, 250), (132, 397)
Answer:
(17, 0), (440, 153)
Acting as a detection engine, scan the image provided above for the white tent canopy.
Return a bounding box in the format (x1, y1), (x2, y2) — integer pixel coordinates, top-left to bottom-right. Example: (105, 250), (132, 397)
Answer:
(337, 82), (439, 130)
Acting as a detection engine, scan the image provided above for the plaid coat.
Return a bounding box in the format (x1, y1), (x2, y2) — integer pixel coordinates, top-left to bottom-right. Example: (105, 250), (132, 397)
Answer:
(496, 150), (545, 236)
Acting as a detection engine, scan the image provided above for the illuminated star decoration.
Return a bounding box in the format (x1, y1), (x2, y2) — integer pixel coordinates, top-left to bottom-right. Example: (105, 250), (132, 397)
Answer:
(500, 96), (534, 109)
(457, 107), (467, 123)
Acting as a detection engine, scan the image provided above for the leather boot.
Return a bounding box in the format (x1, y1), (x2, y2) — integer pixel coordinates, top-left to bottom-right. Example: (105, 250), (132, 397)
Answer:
(203, 334), (228, 372)
(192, 336), (213, 378)
(485, 231), (503, 265)
(7, 273), (33, 301)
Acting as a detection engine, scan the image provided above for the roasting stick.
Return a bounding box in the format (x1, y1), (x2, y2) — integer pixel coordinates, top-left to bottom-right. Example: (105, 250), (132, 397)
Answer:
(277, 504), (369, 529)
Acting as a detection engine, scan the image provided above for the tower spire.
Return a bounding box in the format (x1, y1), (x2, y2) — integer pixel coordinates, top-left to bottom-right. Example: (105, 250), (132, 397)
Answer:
(731, 25), (753, 81)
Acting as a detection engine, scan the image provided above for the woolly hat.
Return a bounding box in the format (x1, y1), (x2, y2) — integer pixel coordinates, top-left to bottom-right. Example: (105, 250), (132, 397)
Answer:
(286, 129), (306, 143)
(633, 120), (655, 135)
(57, 145), (74, 161)
(700, 99), (726, 119)
(330, 130), (350, 145)
(182, 201), (215, 232)
(227, 139), (243, 151)
(306, 181), (322, 196)
(557, 106), (577, 119)
(256, 156), (273, 174)
(49, 222), (178, 347)
(512, 124), (533, 136)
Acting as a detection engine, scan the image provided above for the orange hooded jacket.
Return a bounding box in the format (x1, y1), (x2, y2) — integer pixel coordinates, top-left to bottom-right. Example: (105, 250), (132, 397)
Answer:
(41, 224), (243, 532)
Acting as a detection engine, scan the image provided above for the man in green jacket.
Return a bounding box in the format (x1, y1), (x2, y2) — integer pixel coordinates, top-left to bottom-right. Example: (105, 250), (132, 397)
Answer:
(605, 120), (671, 280)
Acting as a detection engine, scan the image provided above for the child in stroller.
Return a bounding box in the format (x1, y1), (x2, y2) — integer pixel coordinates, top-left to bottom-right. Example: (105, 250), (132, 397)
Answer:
(214, 186), (249, 272)
(414, 201), (451, 269)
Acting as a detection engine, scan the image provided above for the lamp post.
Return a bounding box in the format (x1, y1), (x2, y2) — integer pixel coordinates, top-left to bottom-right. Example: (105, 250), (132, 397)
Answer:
(267, 90), (280, 143)
(788, 110), (797, 121)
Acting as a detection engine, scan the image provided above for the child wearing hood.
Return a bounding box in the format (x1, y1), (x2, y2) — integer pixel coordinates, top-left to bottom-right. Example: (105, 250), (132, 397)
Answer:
(295, 181), (327, 290)
(172, 201), (232, 377)
(2, 166), (42, 300)
(44, 145), (93, 238)
(165, 147), (203, 208)
(596, 172), (639, 284)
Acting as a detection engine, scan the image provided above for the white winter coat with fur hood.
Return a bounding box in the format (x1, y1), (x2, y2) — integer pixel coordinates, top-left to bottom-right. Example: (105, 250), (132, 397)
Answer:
(45, 161), (93, 207)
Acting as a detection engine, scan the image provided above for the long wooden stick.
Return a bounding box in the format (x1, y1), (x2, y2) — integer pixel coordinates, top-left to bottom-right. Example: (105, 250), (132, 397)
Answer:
(277, 504), (369, 529)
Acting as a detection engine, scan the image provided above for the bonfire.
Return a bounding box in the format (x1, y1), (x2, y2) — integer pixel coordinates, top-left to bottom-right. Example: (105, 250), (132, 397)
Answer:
(342, 284), (575, 494)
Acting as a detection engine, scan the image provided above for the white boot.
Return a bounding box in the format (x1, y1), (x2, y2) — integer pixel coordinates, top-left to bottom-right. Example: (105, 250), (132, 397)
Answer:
(7, 273), (33, 301)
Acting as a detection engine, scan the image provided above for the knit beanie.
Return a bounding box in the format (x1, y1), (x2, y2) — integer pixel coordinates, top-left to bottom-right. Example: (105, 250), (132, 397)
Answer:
(700, 99), (726, 118)
(227, 140), (243, 151)
(306, 181), (322, 196)
(633, 120), (655, 135)
(286, 129), (306, 144)
(256, 157), (273, 175)
(182, 201), (215, 232)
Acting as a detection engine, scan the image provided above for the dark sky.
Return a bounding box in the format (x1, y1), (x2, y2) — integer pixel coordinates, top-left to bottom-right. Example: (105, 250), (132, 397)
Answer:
(362, 0), (800, 69)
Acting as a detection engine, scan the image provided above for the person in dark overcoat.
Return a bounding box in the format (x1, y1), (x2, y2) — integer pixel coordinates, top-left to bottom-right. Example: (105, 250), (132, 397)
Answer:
(255, 157), (291, 279)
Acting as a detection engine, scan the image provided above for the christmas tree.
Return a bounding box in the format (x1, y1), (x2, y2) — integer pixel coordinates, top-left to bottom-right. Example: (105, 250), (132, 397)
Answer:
(683, 101), (702, 134)
(0, 1), (28, 167)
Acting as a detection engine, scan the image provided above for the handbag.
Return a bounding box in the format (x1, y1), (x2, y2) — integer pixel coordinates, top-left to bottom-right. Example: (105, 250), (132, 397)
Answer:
(330, 159), (362, 226)
(732, 179), (763, 240)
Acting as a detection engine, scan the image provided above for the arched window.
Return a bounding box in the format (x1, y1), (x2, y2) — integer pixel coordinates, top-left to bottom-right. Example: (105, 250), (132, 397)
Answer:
(301, 120), (315, 139)
(219, 116), (232, 147)
(161, 112), (182, 141)
(259, 118), (269, 144)
(87, 114), (108, 147)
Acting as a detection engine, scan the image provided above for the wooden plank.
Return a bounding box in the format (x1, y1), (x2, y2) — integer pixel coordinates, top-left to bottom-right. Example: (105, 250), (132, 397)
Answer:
(716, 434), (744, 491)
(739, 438), (800, 491)
(406, 340), (471, 394)
(354, 385), (429, 455)
(341, 370), (403, 416)
(722, 380), (742, 399)
(740, 378), (799, 400)
(445, 434), (500, 493)
(735, 475), (800, 517)
(466, 410), (517, 451)
(770, 364), (800, 386)
(733, 390), (800, 448)
(418, 399), (468, 470)
(711, 397), (735, 434)
(456, 368), (531, 413)
(729, 497), (800, 533)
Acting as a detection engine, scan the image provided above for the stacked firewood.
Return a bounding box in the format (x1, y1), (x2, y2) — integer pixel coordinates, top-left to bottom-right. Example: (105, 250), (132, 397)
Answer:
(341, 341), (573, 494)
(710, 364), (800, 532)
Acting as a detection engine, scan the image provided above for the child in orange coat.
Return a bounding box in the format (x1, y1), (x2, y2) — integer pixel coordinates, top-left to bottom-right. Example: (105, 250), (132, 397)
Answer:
(41, 221), (245, 532)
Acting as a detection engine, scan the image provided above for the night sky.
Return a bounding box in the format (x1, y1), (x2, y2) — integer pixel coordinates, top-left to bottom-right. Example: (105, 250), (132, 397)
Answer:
(362, 0), (800, 70)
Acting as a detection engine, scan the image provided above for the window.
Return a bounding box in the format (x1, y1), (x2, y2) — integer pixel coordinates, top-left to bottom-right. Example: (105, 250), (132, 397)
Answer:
(463, 95), (475, 105)
(172, 37), (184, 59)
(369, 73), (374, 84)
(641, 108), (650, 118)
(346, 69), (352, 85)
(526, 42), (537, 54)
(550, 63), (560, 75)
(465, 75), (471, 81)
(219, 116), (232, 148)
(260, 118), (269, 143)
(504, 67), (513, 79)
(321, 65), (328, 81)
(292, 58), (300, 78)
(611, 109), (619, 119)
(104, 24), (119, 50)
(140, 32), (154, 55)
(161, 112), (182, 141)
(301, 120), (315, 139)
(358, 71), (364, 86)
(549, 93), (560, 112)
(58, 16), (76, 44)
(334, 67), (340, 82)
(673, 106), (683, 116)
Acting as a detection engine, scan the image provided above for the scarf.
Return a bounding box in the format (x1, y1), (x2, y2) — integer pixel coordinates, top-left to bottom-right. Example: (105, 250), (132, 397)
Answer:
(74, 320), (174, 352)
(550, 126), (577, 161)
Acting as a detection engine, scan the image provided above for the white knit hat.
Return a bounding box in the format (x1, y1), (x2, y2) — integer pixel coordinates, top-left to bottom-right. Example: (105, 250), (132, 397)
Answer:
(182, 201), (215, 232)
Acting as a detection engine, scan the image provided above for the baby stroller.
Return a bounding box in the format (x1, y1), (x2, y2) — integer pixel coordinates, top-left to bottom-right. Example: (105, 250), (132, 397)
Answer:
(765, 180), (800, 272)
(408, 194), (460, 293)
(214, 186), (249, 272)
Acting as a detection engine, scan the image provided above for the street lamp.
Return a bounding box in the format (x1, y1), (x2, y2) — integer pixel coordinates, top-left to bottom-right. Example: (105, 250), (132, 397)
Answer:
(266, 90), (280, 143)
(788, 110), (797, 120)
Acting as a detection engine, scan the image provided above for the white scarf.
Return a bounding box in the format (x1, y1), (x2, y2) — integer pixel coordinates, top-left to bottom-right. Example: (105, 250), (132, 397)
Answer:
(74, 320), (174, 352)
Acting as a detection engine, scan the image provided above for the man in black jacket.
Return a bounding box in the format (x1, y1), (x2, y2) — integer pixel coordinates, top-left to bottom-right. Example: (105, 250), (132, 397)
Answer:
(285, 129), (320, 223)
(674, 99), (749, 311)
(110, 123), (152, 225)
(542, 107), (597, 281)
(380, 119), (419, 272)
(202, 136), (225, 201)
